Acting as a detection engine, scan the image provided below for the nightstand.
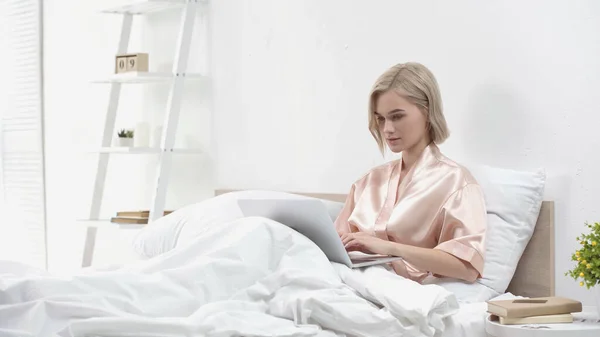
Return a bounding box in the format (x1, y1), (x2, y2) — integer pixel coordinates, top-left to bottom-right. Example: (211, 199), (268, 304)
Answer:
(485, 308), (600, 337)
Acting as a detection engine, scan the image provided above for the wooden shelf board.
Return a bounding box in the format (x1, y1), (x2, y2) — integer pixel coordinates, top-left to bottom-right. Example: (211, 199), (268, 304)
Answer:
(77, 219), (146, 229)
(92, 72), (205, 84)
(78, 147), (203, 154)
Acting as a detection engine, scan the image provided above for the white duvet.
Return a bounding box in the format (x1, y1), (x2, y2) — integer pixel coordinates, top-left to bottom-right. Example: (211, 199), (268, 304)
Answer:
(0, 216), (460, 337)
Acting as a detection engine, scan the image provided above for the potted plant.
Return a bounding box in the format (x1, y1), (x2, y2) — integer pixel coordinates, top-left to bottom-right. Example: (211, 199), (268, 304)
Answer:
(566, 221), (600, 312)
(116, 128), (134, 147)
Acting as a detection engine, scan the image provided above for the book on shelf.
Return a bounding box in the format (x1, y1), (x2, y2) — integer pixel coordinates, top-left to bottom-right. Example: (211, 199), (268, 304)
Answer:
(116, 210), (173, 218)
(487, 296), (582, 320)
(111, 216), (148, 225)
(111, 209), (175, 224)
(491, 313), (573, 325)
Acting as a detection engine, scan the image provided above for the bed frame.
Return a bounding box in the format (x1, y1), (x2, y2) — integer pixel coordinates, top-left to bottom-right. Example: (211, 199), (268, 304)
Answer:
(215, 189), (555, 298)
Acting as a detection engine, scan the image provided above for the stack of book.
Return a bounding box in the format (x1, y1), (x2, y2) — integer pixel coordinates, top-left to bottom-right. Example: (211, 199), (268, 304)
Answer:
(111, 210), (173, 224)
(487, 296), (583, 325)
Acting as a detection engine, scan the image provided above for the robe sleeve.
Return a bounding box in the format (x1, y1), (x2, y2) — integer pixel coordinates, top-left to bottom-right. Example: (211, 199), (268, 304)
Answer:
(334, 184), (356, 235)
(434, 183), (487, 280)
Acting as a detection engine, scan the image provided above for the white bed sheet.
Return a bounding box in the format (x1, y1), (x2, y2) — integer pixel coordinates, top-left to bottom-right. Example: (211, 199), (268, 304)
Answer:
(0, 216), (511, 337)
(443, 301), (488, 337)
(443, 293), (518, 337)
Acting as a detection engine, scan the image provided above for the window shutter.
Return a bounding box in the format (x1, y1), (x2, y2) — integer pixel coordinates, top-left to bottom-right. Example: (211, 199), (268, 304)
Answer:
(0, 0), (47, 269)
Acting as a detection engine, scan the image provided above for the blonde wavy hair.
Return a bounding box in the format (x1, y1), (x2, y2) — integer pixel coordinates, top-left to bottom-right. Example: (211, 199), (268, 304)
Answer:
(368, 62), (450, 153)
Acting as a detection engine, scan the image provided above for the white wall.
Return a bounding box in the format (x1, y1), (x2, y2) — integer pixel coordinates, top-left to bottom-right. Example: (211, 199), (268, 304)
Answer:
(43, 0), (211, 274)
(41, 0), (600, 305)
(210, 0), (600, 304)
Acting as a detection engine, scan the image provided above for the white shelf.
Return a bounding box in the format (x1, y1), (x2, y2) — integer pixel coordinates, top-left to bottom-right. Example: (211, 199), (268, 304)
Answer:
(77, 219), (146, 229)
(80, 147), (203, 154)
(92, 72), (205, 84)
(101, 0), (186, 15)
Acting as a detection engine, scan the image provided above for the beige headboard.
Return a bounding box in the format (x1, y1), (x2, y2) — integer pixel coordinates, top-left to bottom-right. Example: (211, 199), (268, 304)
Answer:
(215, 189), (555, 298)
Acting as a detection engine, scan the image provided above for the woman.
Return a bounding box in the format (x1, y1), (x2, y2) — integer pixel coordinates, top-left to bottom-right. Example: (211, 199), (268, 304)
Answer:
(336, 62), (486, 283)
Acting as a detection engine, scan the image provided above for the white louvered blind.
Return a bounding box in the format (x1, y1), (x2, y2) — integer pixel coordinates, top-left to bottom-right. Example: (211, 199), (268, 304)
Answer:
(0, 0), (47, 269)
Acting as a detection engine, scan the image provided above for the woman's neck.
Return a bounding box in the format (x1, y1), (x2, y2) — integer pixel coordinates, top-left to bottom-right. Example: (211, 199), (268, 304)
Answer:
(401, 139), (431, 171)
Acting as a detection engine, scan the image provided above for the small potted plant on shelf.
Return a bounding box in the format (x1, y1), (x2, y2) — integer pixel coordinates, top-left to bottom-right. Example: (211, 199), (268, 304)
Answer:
(566, 221), (600, 312)
(116, 128), (134, 147)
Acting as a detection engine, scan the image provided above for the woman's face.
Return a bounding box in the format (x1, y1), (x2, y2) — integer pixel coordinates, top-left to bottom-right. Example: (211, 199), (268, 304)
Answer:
(375, 90), (429, 153)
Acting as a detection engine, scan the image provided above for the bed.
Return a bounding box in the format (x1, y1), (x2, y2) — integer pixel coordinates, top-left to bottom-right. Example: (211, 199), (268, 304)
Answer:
(0, 186), (552, 337)
(215, 189), (555, 299)
(215, 189), (556, 337)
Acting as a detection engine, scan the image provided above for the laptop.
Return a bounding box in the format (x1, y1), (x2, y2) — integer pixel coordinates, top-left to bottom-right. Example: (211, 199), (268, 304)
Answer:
(236, 198), (403, 268)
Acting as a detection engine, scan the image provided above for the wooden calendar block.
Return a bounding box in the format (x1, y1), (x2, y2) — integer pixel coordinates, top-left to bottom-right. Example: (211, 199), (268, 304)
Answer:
(115, 53), (149, 73)
(115, 55), (128, 73)
(126, 53), (149, 72)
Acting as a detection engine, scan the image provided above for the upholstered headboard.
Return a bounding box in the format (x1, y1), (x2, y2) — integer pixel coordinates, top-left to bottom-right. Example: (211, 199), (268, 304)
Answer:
(215, 189), (555, 298)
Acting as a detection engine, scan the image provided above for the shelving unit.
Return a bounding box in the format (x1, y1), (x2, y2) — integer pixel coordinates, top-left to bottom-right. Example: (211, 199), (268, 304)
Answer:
(81, 0), (204, 268)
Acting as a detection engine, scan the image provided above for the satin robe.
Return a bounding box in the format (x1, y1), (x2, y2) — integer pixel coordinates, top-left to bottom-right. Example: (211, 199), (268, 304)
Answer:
(335, 143), (486, 282)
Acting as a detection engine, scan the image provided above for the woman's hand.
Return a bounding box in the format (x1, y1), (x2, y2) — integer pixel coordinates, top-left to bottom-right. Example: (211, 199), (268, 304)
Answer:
(340, 232), (393, 256)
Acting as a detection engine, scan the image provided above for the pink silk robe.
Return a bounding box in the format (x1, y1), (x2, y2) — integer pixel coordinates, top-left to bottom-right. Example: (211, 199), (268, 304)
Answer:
(335, 143), (487, 282)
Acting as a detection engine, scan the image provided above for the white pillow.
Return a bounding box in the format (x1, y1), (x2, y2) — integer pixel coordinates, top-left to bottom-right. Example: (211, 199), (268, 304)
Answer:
(132, 190), (345, 259)
(465, 165), (546, 295)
